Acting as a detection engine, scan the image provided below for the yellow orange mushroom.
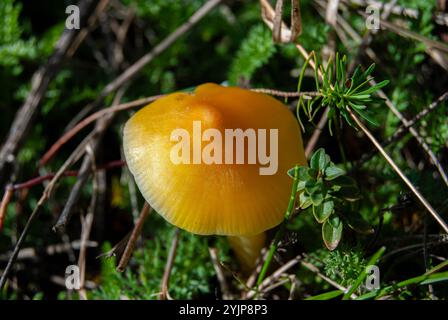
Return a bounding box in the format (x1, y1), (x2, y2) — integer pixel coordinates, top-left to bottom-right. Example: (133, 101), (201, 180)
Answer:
(123, 83), (306, 271)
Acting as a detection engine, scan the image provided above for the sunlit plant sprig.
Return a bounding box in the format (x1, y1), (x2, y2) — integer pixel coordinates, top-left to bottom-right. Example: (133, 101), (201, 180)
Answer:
(288, 148), (372, 250)
(296, 52), (389, 133)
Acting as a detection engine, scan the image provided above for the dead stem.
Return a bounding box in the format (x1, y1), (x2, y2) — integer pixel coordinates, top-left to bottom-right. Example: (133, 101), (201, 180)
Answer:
(209, 247), (231, 300)
(251, 88), (320, 98)
(160, 228), (181, 300)
(53, 88), (126, 233)
(0, 186), (13, 232)
(116, 202), (151, 272)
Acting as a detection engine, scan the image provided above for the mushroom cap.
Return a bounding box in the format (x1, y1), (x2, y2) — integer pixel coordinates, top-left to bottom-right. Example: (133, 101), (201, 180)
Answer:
(123, 83), (306, 236)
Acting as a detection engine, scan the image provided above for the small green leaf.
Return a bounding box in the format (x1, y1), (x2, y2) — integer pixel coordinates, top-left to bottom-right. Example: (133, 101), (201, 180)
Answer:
(324, 165), (346, 180)
(310, 192), (324, 206)
(287, 167), (296, 178)
(322, 216), (343, 250)
(358, 63), (375, 83)
(307, 168), (319, 179)
(305, 179), (322, 195)
(350, 104), (379, 126)
(288, 165), (303, 180)
(310, 148), (329, 171)
(297, 180), (306, 191)
(298, 166), (310, 180)
(350, 103), (367, 110)
(356, 80), (389, 95)
(349, 94), (370, 101)
(299, 192), (313, 209)
(313, 198), (334, 223)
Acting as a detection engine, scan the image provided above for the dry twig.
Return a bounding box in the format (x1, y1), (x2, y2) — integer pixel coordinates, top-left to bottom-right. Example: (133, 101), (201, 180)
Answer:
(116, 203), (151, 272)
(209, 247), (231, 300)
(160, 228), (181, 300)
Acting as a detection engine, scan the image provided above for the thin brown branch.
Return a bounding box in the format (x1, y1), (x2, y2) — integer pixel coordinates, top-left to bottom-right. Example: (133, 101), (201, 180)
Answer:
(246, 254), (301, 299)
(305, 107), (329, 158)
(290, 0), (302, 41)
(0, 186), (13, 232)
(77, 152), (97, 300)
(259, 277), (290, 296)
(209, 247), (231, 300)
(300, 260), (357, 298)
(325, 0), (340, 27)
(116, 202), (151, 272)
(77, 211), (94, 300)
(273, 0), (285, 43)
(53, 151), (95, 232)
(288, 274), (297, 300)
(9, 160), (124, 192)
(52, 85), (126, 233)
(258, 254), (301, 289)
(160, 228), (180, 300)
(251, 88), (320, 98)
(243, 248), (268, 298)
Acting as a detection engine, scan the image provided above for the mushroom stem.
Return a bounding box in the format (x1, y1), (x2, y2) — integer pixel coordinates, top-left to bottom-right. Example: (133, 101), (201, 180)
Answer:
(228, 233), (266, 272)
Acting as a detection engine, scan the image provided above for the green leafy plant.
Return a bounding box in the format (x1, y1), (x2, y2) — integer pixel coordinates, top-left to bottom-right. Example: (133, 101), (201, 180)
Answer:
(297, 53), (389, 133)
(228, 24), (276, 85)
(288, 148), (363, 250)
(0, 0), (37, 69)
(323, 248), (367, 288)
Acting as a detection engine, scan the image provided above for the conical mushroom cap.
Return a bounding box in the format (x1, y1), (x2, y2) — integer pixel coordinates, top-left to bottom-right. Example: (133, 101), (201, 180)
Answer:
(123, 83), (306, 236)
